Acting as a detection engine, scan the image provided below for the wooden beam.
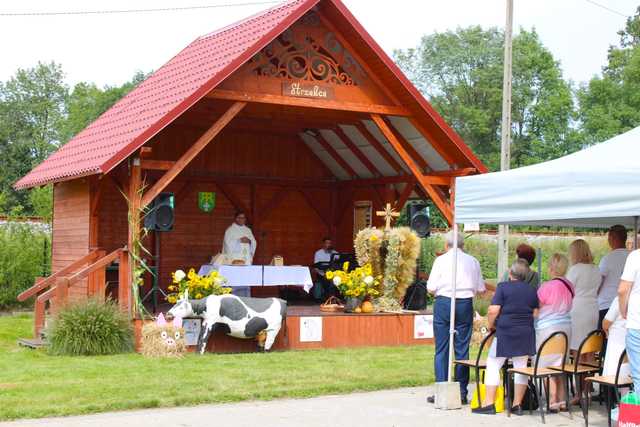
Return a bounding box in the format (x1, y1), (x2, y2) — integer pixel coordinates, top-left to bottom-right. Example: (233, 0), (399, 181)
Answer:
(297, 135), (338, 179)
(297, 187), (330, 228)
(139, 147), (153, 158)
(407, 117), (458, 167)
(141, 159), (175, 171)
(371, 114), (453, 225)
(215, 182), (252, 224)
(347, 175), (450, 187)
(141, 101), (246, 208)
(332, 126), (380, 177)
(395, 181), (416, 211)
(354, 122), (404, 175)
(382, 117), (429, 172)
(429, 167), (477, 177)
(314, 132), (358, 179)
(207, 89), (410, 116)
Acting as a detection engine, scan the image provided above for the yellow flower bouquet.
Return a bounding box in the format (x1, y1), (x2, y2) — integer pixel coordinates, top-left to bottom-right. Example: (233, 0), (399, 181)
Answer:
(166, 268), (231, 304)
(325, 262), (380, 312)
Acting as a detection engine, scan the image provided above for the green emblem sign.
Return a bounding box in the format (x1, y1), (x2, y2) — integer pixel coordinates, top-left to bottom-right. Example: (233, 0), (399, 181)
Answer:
(198, 192), (215, 213)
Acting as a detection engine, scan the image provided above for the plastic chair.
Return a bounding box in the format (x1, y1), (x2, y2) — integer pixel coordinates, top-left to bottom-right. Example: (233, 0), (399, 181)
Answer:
(507, 331), (572, 424)
(585, 350), (633, 427)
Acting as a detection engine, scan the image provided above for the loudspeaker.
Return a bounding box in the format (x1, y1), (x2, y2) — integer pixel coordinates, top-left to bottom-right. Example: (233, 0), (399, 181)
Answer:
(144, 192), (175, 232)
(408, 202), (430, 238)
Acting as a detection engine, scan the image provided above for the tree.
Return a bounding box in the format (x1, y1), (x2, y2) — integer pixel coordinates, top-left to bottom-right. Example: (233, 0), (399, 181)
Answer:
(394, 27), (575, 170)
(60, 71), (147, 143)
(0, 62), (68, 212)
(577, 7), (640, 145)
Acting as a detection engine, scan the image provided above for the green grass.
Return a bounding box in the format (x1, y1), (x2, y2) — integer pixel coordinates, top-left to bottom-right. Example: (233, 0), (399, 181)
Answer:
(0, 313), (434, 421)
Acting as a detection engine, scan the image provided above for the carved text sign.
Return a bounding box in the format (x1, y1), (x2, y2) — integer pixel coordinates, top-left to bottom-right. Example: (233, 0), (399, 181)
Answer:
(282, 82), (335, 100)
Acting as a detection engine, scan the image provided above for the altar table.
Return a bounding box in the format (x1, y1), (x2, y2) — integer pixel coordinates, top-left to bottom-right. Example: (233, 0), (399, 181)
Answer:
(197, 265), (313, 293)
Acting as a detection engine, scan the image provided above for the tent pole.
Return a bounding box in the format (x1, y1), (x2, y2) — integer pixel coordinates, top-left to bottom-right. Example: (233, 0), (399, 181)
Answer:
(447, 221), (459, 383)
(634, 216), (638, 250)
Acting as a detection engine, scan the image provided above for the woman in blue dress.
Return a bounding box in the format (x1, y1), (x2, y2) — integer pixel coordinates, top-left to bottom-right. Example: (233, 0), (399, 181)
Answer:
(473, 259), (539, 415)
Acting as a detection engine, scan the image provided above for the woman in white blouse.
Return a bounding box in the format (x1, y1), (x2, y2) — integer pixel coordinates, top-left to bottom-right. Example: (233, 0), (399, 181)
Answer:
(566, 239), (601, 351)
(602, 296), (630, 378)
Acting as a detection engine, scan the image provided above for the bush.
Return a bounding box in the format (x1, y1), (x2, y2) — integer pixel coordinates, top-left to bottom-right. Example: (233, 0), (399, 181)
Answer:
(47, 299), (134, 356)
(0, 221), (50, 310)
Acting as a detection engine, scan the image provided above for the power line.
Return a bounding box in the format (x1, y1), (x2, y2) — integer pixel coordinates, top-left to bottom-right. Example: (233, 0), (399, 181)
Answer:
(0, 1), (280, 17)
(584, 0), (629, 18)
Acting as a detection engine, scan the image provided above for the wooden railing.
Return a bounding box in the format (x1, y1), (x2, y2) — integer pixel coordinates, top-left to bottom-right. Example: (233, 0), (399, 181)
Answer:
(18, 247), (129, 339)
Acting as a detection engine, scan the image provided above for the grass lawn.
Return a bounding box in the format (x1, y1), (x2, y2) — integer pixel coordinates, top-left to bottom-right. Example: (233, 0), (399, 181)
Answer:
(0, 313), (435, 421)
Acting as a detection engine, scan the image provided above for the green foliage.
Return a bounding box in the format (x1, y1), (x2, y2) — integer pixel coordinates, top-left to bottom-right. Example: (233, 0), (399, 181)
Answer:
(394, 26), (577, 170)
(577, 7), (640, 145)
(0, 222), (50, 309)
(0, 64), (146, 219)
(47, 299), (134, 356)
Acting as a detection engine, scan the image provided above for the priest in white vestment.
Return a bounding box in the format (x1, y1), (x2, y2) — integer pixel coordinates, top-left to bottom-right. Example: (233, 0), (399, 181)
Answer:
(222, 212), (257, 265)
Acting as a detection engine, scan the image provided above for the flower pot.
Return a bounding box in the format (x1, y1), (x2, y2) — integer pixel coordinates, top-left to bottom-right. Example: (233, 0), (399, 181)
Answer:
(344, 297), (362, 313)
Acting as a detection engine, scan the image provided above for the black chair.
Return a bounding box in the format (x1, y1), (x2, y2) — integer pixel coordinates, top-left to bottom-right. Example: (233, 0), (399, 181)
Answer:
(453, 329), (496, 406)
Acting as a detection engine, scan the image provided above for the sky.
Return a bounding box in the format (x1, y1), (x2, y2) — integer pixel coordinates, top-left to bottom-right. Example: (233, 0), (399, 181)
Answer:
(0, 0), (637, 88)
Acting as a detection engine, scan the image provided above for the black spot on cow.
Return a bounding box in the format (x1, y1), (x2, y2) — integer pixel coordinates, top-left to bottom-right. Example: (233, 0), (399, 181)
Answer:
(220, 297), (248, 320)
(189, 299), (207, 315)
(238, 296), (274, 313)
(244, 316), (268, 338)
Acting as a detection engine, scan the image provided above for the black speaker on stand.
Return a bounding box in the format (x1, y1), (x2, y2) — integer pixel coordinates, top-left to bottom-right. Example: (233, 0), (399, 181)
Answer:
(142, 192), (175, 313)
(408, 202), (430, 280)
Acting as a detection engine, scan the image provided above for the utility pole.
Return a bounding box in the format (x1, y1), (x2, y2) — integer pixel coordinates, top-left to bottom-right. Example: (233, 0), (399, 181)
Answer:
(498, 0), (513, 281)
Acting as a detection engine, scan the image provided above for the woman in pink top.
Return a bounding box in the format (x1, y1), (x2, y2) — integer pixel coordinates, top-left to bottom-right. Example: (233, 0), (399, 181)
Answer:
(536, 253), (575, 412)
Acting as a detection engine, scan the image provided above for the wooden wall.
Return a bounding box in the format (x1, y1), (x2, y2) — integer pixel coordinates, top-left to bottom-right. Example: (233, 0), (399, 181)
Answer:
(52, 179), (91, 300)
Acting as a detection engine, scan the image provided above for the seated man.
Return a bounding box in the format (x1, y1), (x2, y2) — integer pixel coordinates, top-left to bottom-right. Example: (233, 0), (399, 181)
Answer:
(312, 237), (337, 301)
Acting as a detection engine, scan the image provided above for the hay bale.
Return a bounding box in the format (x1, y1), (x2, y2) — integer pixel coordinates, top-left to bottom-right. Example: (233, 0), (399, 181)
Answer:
(140, 322), (186, 357)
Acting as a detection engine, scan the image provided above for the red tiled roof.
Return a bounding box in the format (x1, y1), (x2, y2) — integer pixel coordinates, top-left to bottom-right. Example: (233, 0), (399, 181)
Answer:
(15, 0), (318, 189)
(16, 0), (486, 190)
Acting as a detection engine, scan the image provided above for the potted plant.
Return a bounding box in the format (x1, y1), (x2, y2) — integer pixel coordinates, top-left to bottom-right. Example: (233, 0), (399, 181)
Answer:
(325, 263), (380, 313)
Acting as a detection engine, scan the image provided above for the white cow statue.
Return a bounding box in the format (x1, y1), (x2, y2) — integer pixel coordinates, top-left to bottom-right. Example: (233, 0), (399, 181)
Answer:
(167, 290), (287, 353)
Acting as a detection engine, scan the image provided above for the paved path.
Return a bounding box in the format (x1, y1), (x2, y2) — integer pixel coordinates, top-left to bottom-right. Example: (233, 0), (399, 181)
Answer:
(0, 386), (608, 427)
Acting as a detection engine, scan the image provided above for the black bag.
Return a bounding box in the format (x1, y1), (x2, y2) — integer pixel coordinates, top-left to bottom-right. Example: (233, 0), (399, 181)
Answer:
(508, 378), (539, 410)
(403, 280), (428, 310)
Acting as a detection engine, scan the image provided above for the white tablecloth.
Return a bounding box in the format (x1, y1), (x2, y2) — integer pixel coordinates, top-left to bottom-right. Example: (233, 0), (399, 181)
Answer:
(197, 265), (312, 293)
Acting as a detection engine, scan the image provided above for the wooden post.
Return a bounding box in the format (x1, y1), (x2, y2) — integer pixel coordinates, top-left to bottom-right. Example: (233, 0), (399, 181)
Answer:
(34, 299), (45, 339)
(118, 249), (130, 313)
(125, 155), (142, 316)
(55, 277), (70, 311)
(94, 249), (107, 301)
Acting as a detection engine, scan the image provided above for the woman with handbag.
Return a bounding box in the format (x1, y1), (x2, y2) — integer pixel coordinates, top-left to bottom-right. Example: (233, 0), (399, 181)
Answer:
(536, 253), (575, 412)
(473, 259), (539, 415)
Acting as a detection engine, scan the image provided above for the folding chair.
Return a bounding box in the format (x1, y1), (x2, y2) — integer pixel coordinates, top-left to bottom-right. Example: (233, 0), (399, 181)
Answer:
(453, 329), (495, 405)
(550, 329), (605, 421)
(507, 331), (572, 424)
(585, 350), (633, 427)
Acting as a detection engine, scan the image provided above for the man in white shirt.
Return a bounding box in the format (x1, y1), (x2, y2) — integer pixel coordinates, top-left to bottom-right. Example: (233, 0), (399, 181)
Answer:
(598, 225), (629, 327)
(426, 230), (485, 405)
(619, 247), (640, 393)
(313, 237), (337, 276)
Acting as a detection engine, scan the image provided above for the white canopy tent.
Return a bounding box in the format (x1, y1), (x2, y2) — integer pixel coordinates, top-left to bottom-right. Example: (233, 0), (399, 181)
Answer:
(442, 126), (640, 386)
(455, 126), (640, 228)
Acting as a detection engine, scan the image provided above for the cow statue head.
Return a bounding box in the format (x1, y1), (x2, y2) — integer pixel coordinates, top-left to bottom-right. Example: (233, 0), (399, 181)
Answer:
(168, 289), (195, 319)
(140, 313), (186, 357)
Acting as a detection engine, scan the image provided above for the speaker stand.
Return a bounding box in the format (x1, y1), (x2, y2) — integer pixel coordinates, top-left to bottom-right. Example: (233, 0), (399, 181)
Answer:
(141, 230), (166, 313)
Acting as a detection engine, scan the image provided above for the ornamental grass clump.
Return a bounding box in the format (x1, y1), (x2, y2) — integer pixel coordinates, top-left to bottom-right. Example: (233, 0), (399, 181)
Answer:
(47, 299), (133, 356)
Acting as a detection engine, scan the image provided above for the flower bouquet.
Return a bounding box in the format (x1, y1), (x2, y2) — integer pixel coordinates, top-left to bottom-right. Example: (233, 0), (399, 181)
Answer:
(166, 268), (231, 304)
(326, 262), (380, 313)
